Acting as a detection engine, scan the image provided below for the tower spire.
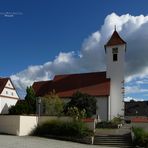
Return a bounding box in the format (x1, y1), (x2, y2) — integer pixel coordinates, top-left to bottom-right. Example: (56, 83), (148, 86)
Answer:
(114, 25), (116, 31)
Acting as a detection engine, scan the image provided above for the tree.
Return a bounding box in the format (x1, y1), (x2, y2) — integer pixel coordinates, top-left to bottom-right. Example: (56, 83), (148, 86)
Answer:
(25, 86), (36, 114)
(65, 91), (97, 117)
(9, 100), (29, 115)
(42, 91), (64, 116)
(25, 86), (36, 101)
(9, 86), (36, 115)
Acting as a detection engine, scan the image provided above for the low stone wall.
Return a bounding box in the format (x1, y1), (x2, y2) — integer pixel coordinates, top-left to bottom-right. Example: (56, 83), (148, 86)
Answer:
(0, 115), (20, 135)
(0, 115), (96, 136)
(131, 122), (148, 132)
(0, 115), (38, 136)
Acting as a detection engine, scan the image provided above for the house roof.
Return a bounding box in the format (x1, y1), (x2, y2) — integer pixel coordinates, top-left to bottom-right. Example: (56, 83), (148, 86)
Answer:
(0, 78), (9, 94)
(105, 30), (126, 48)
(33, 71), (110, 98)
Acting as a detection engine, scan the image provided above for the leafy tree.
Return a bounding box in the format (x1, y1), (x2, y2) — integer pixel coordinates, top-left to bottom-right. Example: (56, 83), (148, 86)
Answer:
(9, 100), (29, 115)
(65, 91), (97, 117)
(42, 91), (64, 116)
(25, 86), (36, 114)
(9, 86), (36, 115)
(25, 86), (36, 101)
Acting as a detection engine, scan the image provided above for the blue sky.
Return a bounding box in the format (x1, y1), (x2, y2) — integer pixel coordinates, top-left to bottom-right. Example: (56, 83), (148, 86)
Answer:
(0, 0), (148, 100)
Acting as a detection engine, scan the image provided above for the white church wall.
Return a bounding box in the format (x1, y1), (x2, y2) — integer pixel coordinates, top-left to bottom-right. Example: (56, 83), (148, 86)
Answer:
(106, 44), (125, 119)
(96, 96), (108, 121)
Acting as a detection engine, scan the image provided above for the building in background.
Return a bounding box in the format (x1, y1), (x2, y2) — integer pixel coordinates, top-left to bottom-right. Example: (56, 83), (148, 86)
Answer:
(0, 78), (19, 114)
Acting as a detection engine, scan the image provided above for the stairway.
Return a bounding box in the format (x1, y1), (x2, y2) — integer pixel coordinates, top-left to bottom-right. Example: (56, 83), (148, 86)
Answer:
(94, 134), (133, 147)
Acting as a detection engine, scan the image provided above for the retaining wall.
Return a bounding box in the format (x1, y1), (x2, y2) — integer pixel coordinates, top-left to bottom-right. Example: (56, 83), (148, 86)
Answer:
(0, 115), (95, 136)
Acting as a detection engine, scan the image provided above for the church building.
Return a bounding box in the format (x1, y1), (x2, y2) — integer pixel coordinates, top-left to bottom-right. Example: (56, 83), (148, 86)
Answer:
(33, 29), (126, 121)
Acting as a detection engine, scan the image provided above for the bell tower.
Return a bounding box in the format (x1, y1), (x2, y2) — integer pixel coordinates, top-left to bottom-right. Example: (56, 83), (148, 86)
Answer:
(104, 29), (126, 120)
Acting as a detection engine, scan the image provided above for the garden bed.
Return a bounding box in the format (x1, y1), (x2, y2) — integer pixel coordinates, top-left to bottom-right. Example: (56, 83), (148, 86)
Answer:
(96, 121), (118, 129)
(31, 119), (94, 144)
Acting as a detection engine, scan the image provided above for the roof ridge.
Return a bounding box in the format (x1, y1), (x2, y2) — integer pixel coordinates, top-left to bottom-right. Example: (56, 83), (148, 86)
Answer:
(54, 71), (106, 77)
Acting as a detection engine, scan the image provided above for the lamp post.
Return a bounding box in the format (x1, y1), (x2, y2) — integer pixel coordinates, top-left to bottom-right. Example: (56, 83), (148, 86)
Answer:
(136, 110), (138, 117)
(38, 97), (41, 117)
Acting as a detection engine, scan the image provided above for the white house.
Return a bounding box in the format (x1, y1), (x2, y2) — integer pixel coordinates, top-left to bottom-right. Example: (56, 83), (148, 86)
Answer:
(33, 29), (126, 121)
(0, 78), (19, 114)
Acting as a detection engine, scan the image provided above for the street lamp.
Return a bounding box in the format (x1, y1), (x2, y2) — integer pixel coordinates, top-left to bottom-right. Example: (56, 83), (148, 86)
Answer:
(136, 110), (138, 117)
(38, 97), (41, 117)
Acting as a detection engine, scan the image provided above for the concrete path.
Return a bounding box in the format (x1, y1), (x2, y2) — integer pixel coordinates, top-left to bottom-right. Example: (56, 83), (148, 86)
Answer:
(0, 135), (118, 148)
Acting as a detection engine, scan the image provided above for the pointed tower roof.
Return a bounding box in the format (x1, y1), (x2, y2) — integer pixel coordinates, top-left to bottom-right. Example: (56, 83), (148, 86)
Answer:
(104, 30), (126, 48)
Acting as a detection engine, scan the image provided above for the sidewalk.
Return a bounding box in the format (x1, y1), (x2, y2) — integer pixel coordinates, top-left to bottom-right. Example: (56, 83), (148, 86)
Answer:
(0, 135), (118, 148)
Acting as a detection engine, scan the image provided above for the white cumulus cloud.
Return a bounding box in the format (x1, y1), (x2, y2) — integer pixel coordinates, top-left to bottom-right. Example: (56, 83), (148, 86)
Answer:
(11, 13), (148, 98)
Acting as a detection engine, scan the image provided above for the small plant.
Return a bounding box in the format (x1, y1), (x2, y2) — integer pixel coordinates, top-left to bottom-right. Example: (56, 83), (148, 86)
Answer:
(111, 116), (123, 125)
(66, 107), (86, 120)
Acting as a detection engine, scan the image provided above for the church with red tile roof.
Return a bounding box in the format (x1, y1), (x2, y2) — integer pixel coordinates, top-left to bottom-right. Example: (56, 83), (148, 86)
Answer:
(33, 29), (126, 121)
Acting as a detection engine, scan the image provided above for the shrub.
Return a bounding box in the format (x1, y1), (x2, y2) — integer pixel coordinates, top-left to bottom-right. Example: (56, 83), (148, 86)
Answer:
(66, 107), (86, 120)
(64, 91), (96, 117)
(42, 91), (64, 116)
(96, 121), (118, 128)
(133, 127), (148, 147)
(111, 116), (123, 125)
(32, 120), (92, 138)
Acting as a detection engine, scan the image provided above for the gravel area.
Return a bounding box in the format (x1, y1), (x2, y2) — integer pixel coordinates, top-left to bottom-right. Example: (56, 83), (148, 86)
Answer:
(0, 135), (118, 148)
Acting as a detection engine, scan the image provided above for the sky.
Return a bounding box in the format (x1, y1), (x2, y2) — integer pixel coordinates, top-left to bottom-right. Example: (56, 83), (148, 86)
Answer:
(0, 0), (148, 101)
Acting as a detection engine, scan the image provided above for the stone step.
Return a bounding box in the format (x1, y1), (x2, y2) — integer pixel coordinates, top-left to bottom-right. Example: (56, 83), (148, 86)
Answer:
(94, 135), (133, 147)
(94, 143), (133, 148)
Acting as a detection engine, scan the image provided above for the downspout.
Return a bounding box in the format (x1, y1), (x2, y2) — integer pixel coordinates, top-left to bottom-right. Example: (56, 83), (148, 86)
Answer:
(108, 95), (111, 121)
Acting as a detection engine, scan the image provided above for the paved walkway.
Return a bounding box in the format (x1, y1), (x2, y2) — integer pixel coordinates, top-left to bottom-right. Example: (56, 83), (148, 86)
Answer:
(0, 135), (118, 148)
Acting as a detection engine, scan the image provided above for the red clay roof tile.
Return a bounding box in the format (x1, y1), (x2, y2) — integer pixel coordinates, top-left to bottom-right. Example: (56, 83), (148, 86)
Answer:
(0, 78), (9, 94)
(33, 71), (110, 98)
(105, 30), (126, 48)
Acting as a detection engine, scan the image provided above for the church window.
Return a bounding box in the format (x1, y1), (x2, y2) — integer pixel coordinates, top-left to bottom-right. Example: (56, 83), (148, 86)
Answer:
(113, 54), (118, 61)
(112, 48), (118, 53)
(112, 48), (118, 61)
